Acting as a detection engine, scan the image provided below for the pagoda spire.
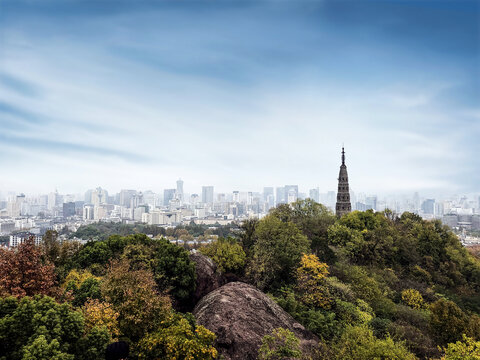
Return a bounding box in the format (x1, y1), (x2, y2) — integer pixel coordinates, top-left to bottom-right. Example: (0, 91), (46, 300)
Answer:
(335, 146), (352, 217)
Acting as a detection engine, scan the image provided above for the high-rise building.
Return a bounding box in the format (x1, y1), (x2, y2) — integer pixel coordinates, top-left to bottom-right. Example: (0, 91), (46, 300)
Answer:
(176, 179), (184, 202)
(48, 190), (61, 210)
(63, 202), (76, 218)
(119, 189), (137, 208)
(309, 188), (320, 203)
(285, 185), (298, 204)
(202, 186), (214, 204)
(276, 187), (285, 205)
(163, 189), (176, 206)
(233, 191), (240, 203)
(191, 194), (200, 205)
(263, 187), (274, 209)
(366, 196), (377, 211)
(421, 199), (435, 215)
(92, 187), (108, 207)
(335, 147), (351, 217)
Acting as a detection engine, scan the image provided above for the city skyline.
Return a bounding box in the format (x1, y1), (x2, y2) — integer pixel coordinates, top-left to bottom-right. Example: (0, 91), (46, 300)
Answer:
(1, 1), (479, 195)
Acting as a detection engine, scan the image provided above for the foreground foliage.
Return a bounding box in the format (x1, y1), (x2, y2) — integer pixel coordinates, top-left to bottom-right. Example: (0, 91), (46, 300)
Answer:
(1, 200), (479, 360)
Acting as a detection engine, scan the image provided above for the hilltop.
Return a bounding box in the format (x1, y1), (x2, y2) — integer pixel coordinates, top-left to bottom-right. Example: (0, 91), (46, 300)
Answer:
(0, 199), (479, 359)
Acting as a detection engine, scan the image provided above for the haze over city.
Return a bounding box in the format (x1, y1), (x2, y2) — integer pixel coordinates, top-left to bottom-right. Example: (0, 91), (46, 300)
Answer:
(1, 0), (479, 195)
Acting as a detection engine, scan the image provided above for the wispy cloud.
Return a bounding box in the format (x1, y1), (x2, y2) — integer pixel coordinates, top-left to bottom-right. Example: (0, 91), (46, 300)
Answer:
(0, 0), (478, 194)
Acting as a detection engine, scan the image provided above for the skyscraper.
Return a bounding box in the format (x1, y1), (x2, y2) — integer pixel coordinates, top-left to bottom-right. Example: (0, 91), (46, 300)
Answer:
(163, 189), (176, 206)
(263, 187), (274, 209)
(276, 186), (285, 205)
(202, 186), (214, 204)
(284, 185), (298, 204)
(309, 188), (320, 203)
(176, 179), (184, 202)
(335, 147), (351, 217)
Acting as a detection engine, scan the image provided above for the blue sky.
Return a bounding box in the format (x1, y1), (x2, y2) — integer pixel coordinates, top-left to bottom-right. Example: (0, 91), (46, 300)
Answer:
(0, 0), (479, 196)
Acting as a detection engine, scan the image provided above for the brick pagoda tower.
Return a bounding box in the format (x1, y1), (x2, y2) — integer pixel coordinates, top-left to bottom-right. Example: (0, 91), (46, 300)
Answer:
(335, 147), (352, 217)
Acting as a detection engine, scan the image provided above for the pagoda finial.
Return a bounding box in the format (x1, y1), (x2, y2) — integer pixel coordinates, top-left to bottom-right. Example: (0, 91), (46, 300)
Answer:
(341, 146), (345, 165)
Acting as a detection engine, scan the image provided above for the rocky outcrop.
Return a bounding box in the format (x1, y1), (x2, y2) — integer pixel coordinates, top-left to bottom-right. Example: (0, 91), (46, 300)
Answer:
(193, 282), (318, 360)
(189, 251), (225, 304)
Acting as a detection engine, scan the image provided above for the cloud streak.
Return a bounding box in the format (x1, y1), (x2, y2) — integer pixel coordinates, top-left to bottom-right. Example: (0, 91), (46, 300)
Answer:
(0, 0), (478, 195)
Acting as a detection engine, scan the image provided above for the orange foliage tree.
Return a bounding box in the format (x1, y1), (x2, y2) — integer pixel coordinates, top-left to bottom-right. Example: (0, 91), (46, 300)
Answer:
(0, 237), (56, 297)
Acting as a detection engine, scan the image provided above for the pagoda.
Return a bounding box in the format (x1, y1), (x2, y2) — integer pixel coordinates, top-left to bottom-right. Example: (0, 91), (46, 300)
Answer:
(335, 147), (352, 217)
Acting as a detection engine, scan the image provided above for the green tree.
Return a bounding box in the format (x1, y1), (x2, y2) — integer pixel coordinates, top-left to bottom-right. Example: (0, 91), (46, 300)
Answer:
(441, 335), (480, 360)
(62, 269), (102, 307)
(42, 230), (60, 265)
(21, 336), (73, 360)
(71, 234), (196, 306)
(152, 238), (196, 305)
(137, 314), (217, 360)
(199, 237), (246, 273)
(270, 199), (335, 260)
(0, 296), (110, 360)
(239, 218), (259, 254)
(101, 259), (172, 341)
(430, 299), (468, 345)
(258, 327), (302, 360)
(334, 326), (416, 360)
(247, 215), (310, 290)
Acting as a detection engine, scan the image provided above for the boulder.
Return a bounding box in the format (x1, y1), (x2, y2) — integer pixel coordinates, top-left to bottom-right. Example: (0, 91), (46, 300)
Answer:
(193, 282), (318, 360)
(189, 251), (225, 304)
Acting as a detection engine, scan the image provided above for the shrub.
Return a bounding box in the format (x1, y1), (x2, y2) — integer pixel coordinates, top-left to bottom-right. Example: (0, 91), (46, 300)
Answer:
(258, 328), (302, 360)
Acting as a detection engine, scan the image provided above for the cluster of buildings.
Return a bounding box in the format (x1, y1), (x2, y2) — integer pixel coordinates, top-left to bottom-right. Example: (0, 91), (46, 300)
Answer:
(1, 149), (479, 246)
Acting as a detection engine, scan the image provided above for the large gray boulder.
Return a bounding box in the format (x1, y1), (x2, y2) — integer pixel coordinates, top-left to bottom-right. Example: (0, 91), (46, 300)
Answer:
(193, 282), (318, 360)
(189, 251), (225, 304)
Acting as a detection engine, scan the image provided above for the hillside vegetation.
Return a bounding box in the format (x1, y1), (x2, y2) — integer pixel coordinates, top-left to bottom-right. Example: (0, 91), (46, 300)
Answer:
(0, 199), (479, 359)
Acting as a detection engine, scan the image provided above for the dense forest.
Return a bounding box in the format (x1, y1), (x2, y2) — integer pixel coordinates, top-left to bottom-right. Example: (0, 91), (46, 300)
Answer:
(0, 199), (479, 359)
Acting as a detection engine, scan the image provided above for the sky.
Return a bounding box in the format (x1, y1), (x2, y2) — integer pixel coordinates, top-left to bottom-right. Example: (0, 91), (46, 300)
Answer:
(0, 0), (479, 196)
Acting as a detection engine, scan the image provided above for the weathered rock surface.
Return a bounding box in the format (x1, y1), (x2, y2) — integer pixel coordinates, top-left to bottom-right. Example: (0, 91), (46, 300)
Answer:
(193, 282), (319, 360)
(189, 251), (225, 304)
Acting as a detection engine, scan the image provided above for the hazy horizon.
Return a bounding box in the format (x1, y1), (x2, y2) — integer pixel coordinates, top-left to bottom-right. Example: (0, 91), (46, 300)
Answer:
(1, 0), (479, 195)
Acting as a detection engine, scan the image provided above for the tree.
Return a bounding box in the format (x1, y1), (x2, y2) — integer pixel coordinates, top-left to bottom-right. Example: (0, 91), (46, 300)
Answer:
(247, 215), (310, 290)
(199, 237), (246, 274)
(82, 299), (120, 338)
(258, 328), (302, 360)
(0, 237), (56, 298)
(21, 336), (73, 360)
(270, 199), (335, 260)
(401, 289), (424, 309)
(296, 254), (331, 309)
(121, 243), (156, 270)
(62, 269), (102, 307)
(151, 238), (196, 305)
(430, 299), (468, 345)
(333, 326), (416, 360)
(137, 314), (217, 360)
(42, 230), (60, 265)
(0, 295), (110, 360)
(239, 218), (259, 253)
(101, 259), (172, 341)
(441, 335), (480, 360)
(72, 234), (196, 306)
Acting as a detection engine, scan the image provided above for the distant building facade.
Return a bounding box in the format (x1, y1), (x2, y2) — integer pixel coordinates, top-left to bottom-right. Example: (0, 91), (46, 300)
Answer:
(9, 232), (43, 248)
(63, 202), (76, 218)
(202, 186), (214, 204)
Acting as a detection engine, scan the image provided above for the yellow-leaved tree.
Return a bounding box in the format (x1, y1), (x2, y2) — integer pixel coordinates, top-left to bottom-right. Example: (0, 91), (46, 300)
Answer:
(296, 253), (331, 309)
(82, 298), (120, 338)
(401, 289), (424, 309)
